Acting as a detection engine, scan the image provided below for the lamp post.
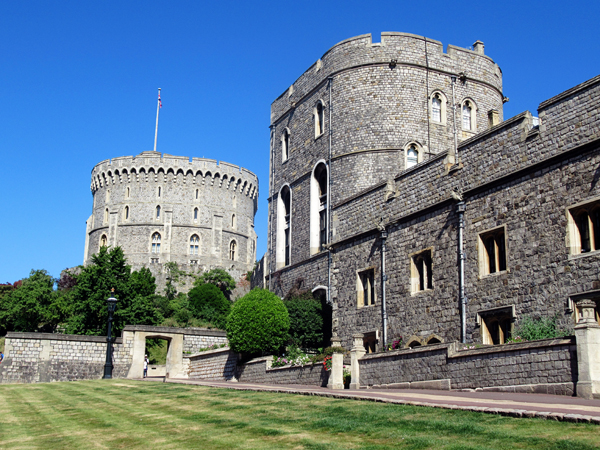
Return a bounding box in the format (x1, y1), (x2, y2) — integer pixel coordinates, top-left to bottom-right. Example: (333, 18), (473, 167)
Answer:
(103, 290), (118, 379)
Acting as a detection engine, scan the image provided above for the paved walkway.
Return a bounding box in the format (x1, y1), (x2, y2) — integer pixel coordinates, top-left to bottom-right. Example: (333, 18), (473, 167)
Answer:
(143, 378), (600, 424)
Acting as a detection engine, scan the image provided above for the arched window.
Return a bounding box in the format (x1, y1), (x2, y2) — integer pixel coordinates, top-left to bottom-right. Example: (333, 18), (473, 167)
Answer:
(430, 92), (447, 124)
(406, 145), (419, 168)
(282, 129), (290, 162)
(126, 186), (130, 198)
(190, 234), (199, 255)
(194, 207), (198, 220)
(461, 99), (477, 132)
(232, 214), (236, 229)
(195, 189), (199, 200)
(104, 208), (108, 224)
(156, 205), (161, 219)
(106, 190), (110, 203)
(277, 185), (292, 268)
(568, 201), (600, 254)
(314, 101), (324, 137)
(229, 240), (237, 260)
(124, 206), (129, 220)
(310, 162), (328, 255)
(100, 234), (108, 248)
(151, 232), (161, 253)
(157, 186), (161, 198)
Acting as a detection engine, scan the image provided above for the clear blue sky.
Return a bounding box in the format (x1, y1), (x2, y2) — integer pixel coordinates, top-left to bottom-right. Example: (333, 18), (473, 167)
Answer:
(1, 0), (598, 283)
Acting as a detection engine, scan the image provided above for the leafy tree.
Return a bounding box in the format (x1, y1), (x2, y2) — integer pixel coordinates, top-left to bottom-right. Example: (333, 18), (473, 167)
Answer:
(188, 283), (231, 329)
(66, 246), (160, 335)
(194, 268), (236, 298)
(163, 262), (192, 300)
(0, 270), (61, 333)
(285, 296), (323, 349)
(226, 288), (289, 355)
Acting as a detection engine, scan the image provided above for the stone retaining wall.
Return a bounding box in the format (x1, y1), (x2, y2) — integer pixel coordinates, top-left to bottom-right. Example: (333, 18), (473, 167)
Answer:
(0, 332), (134, 384)
(186, 348), (237, 380)
(236, 356), (330, 387)
(358, 338), (577, 395)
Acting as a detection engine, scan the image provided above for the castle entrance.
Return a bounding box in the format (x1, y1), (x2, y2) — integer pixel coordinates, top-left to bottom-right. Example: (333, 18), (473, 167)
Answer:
(126, 328), (186, 379)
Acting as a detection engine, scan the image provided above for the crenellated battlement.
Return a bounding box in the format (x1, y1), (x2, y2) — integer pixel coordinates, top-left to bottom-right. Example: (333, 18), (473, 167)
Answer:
(90, 151), (258, 199)
(271, 32), (502, 124)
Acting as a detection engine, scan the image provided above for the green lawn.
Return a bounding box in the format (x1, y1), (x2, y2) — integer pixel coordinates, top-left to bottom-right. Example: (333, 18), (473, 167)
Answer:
(0, 380), (598, 450)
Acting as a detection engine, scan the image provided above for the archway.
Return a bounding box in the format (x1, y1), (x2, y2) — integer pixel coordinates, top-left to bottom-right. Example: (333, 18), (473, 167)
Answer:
(126, 329), (185, 379)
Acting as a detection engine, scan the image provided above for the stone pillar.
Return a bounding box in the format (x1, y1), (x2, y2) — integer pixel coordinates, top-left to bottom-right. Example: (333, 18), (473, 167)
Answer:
(327, 337), (344, 390)
(575, 299), (600, 399)
(350, 333), (366, 390)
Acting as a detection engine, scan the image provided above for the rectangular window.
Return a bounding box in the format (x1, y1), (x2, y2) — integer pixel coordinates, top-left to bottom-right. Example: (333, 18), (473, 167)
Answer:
(357, 268), (375, 307)
(568, 200), (600, 255)
(477, 306), (514, 345)
(319, 209), (327, 249)
(478, 227), (507, 276)
(411, 249), (433, 293)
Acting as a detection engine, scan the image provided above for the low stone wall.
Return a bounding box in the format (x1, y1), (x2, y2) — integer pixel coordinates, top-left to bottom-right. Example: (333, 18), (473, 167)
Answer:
(186, 348), (237, 380)
(359, 338), (577, 395)
(236, 357), (330, 387)
(182, 329), (228, 354)
(0, 332), (134, 384)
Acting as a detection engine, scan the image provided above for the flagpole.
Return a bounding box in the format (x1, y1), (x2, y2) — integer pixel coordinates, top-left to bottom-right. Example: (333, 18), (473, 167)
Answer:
(153, 88), (161, 152)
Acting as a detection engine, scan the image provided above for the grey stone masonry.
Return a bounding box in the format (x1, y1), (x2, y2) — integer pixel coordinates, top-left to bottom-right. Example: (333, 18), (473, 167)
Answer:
(236, 356), (330, 387)
(85, 151), (258, 294)
(186, 348), (237, 380)
(358, 338), (577, 395)
(0, 332), (133, 384)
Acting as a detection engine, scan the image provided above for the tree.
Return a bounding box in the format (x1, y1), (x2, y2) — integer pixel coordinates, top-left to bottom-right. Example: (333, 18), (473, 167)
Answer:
(226, 288), (289, 355)
(163, 262), (192, 300)
(0, 270), (62, 333)
(66, 246), (160, 335)
(194, 268), (236, 298)
(188, 283), (231, 329)
(285, 296), (323, 349)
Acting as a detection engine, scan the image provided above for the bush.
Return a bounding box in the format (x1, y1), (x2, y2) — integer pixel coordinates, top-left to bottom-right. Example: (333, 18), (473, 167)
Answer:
(226, 289), (290, 354)
(284, 297), (323, 348)
(194, 269), (236, 298)
(188, 284), (231, 330)
(510, 314), (571, 342)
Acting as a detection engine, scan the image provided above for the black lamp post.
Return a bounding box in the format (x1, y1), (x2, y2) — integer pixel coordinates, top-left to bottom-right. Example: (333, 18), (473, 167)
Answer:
(102, 290), (118, 379)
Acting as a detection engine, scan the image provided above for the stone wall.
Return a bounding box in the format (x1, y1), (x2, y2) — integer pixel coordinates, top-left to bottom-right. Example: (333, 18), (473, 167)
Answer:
(186, 348), (237, 380)
(182, 329), (228, 354)
(236, 356), (330, 387)
(0, 332), (133, 384)
(85, 151), (259, 293)
(358, 338), (577, 395)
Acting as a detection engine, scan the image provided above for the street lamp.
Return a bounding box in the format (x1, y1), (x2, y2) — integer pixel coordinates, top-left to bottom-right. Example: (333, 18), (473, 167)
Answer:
(102, 289), (118, 379)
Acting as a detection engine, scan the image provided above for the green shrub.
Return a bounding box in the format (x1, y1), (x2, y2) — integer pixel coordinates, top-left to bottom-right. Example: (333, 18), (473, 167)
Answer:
(188, 284), (231, 330)
(284, 297), (323, 348)
(194, 269), (236, 298)
(226, 289), (289, 354)
(510, 314), (571, 342)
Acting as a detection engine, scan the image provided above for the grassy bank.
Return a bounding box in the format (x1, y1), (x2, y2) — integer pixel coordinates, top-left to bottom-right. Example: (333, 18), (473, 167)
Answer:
(0, 380), (597, 449)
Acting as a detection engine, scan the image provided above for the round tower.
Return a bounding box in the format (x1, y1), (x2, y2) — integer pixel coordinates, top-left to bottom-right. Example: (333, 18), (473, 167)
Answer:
(84, 151), (258, 292)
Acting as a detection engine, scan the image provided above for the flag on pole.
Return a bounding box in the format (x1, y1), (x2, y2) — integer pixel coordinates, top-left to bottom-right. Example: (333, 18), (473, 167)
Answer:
(158, 91), (162, 108)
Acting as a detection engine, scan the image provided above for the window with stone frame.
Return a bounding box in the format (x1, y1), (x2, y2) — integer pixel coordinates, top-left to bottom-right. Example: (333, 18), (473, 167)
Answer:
(477, 306), (514, 345)
(126, 186), (130, 198)
(100, 234), (108, 248)
(314, 101), (324, 138)
(461, 99), (477, 132)
(276, 185), (292, 268)
(357, 268), (375, 307)
(229, 240), (237, 261)
(151, 232), (161, 253)
(478, 227), (507, 276)
(568, 200), (600, 255)
(156, 205), (161, 220)
(405, 142), (423, 169)
(411, 249), (433, 293)
(190, 234), (199, 255)
(362, 330), (379, 353)
(430, 92), (447, 124)
(123, 205), (130, 221)
(104, 208), (109, 224)
(282, 128), (290, 162)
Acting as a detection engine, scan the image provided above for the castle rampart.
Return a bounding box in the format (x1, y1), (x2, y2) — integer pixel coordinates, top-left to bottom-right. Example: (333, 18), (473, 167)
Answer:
(84, 151), (258, 294)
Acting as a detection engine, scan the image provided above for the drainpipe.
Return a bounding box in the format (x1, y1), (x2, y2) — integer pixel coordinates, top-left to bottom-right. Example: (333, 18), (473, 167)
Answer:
(457, 201), (467, 343)
(268, 125), (275, 291)
(450, 75), (458, 164)
(380, 227), (388, 349)
(327, 77), (333, 306)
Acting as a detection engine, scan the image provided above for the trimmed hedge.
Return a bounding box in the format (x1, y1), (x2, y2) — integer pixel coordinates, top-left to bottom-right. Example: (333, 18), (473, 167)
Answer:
(188, 283), (231, 330)
(284, 297), (323, 348)
(226, 289), (289, 354)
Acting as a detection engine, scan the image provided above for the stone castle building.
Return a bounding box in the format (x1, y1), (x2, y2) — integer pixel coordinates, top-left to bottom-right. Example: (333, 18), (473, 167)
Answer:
(84, 151), (258, 292)
(257, 32), (600, 352)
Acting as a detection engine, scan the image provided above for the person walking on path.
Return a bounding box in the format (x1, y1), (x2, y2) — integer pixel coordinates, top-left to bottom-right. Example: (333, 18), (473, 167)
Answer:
(143, 355), (149, 378)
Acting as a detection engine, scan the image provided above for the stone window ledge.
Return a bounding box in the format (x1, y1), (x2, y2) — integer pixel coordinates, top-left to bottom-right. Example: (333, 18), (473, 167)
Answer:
(568, 249), (600, 261)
